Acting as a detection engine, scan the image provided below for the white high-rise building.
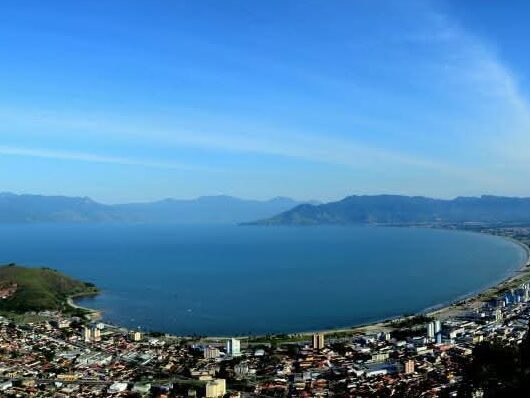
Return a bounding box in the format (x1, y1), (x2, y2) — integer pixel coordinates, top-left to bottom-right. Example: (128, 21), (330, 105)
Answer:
(434, 320), (442, 334)
(312, 333), (325, 350)
(83, 325), (101, 343)
(427, 320), (442, 340)
(427, 322), (436, 339)
(83, 327), (92, 342)
(226, 338), (241, 357)
(495, 308), (503, 322)
(93, 327), (101, 342)
(130, 331), (142, 342)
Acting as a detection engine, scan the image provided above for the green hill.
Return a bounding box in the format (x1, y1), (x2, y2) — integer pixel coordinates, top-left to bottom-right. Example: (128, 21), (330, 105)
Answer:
(0, 264), (98, 312)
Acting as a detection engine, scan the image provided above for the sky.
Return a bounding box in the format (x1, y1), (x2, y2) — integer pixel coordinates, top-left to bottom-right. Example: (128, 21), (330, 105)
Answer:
(1, 0), (530, 203)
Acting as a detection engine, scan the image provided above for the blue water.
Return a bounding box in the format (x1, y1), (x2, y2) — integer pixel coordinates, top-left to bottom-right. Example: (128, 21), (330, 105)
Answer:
(0, 224), (526, 335)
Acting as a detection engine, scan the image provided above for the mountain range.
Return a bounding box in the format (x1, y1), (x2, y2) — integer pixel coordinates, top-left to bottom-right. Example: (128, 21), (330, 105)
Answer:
(4, 192), (530, 225)
(0, 192), (312, 224)
(251, 194), (530, 225)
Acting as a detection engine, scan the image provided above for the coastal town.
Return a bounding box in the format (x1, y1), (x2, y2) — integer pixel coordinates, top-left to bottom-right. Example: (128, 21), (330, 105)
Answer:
(6, 0), (530, 395)
(0, 227), (530, 397)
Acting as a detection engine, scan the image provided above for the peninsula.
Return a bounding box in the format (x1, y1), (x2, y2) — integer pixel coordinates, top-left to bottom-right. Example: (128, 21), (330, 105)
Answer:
(0, 264), (99, 314)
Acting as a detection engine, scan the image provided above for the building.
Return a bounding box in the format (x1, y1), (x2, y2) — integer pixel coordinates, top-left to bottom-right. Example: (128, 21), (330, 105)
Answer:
(204, 346), (221, 359)
(495, 308), (503, 322)
(234, 361), (249, 377)
(83, 325), (101, 343)
(57, 319), (70, 329)
(77, 352), (113, 366)
(371, 352), (390, 363)
(205, 379), (226, 398)
(130, 331), (142, 342)
(83, 327), (91, 342)
(93, 327), (101, 342)
(427, 322), (435, 339)
(434, 320), (442, 333)
(312, 333), (325, 350)
(131, 384), (151, 394)
(473, 334), (484, 344)
(403, 359), (415, 374)
(57, 374), (79, 382)
(108, 382), (128, 393)
(226, 338), (241, 357)
(427, 320), (442, 339)
(435, 332), (443, 344)
(0, 381), (12, 391)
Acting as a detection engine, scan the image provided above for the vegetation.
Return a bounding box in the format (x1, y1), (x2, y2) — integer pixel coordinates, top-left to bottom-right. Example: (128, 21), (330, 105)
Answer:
(0, 263), (99, 313)
(459, 328), (530, 397)
(391, 314), (432, 329)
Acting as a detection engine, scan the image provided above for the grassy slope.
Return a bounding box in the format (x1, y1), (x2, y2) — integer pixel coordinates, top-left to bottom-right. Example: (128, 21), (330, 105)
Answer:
(0, 264), (98, 312)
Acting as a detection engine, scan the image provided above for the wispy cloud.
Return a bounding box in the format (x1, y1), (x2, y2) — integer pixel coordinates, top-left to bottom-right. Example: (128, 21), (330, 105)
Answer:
(0, 1), (528, 196)
(0, 145), (216, 172)
(400, 5), (530, 169)
(454, 27), (530, 167)
(0, 106), (493, 185)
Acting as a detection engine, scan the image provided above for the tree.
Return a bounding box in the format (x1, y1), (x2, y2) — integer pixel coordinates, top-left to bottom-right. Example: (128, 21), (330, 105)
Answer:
(460, 327), (530, 397)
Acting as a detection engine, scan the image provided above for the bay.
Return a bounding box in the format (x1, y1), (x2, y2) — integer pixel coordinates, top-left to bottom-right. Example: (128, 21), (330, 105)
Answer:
(0, 224), (526, 336)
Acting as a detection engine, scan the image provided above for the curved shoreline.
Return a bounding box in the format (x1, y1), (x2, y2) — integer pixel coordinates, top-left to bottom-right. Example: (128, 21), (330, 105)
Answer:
(66, 294), (102, 320)
(69, 229), (530, 339)
(421, 234), (530, 313)
(286, 232), (530, 340)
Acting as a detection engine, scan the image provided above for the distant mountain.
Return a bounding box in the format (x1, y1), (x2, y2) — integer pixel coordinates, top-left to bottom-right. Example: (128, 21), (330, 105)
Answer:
(251, 195), (530, 225)
(0, 192), (116, 223)
(112, 195), (311, 224)
(0, 192), (310, 224)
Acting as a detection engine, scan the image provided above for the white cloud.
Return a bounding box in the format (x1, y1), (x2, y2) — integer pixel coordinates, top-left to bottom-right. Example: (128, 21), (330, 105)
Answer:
(0, 145), (215, 172)
(402, 6), (530, 170)
(1, 105), (497, 189)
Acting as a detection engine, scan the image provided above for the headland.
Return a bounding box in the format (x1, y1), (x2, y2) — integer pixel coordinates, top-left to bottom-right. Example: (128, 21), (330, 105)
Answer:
(0, 263), (99, 318)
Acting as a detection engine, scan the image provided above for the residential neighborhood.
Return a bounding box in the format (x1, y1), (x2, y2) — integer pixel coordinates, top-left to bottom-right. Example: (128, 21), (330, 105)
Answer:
(1, 278), (529, 397)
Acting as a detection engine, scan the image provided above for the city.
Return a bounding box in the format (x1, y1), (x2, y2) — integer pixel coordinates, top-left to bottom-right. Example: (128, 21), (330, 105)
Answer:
(1, 267), (529, 397)
(3, 1), (530, 397)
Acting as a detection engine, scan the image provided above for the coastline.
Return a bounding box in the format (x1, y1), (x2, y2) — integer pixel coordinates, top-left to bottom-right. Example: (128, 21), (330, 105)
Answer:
(282, 232), (530, 341)
(65, 230), (530, 341)
(423, 235), (530, 319)
(66, 293), (102, 321)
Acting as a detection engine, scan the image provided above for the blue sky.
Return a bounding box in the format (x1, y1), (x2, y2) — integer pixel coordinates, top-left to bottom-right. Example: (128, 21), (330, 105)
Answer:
(1, 0), (530, 203)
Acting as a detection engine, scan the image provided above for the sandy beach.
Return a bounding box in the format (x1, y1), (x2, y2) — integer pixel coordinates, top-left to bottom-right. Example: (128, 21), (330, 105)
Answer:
(66, 296), (102, 321)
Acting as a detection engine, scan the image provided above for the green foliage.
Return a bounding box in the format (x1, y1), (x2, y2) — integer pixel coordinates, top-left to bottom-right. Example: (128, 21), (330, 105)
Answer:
(460, 331), (530, 397)
(391, 314), (432, 329)
(0, 264), (99, 312)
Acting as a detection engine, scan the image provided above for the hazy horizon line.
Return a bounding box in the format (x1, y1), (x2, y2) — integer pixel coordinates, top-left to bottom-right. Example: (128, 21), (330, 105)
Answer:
(2, 190), (530, 206)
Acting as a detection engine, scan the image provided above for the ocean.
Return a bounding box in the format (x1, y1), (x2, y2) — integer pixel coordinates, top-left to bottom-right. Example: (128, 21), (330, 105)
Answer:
(0, 224), (526, 336)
